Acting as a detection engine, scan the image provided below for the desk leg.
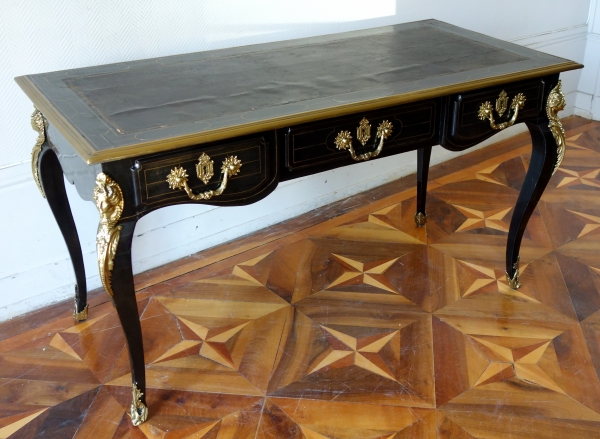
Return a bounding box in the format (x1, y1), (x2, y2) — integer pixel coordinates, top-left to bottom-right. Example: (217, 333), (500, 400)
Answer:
(109, 221), (148, 426)
(505, 119), (558, 289)
(38, 147), (88, 321)
(92, 172), (148, 426)
(415, 146), (432, 227)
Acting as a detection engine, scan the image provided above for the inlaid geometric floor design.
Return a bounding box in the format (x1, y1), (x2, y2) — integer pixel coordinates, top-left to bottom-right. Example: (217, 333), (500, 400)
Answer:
(2, 120), (600, 438)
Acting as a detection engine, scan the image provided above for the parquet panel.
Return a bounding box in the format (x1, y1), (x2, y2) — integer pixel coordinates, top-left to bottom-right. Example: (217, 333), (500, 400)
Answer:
(2, 117), (600, 438)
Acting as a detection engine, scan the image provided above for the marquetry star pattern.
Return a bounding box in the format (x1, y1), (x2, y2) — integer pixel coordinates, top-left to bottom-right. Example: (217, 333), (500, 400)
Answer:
(452, 204), (512, 233)
(367, 205), (403, 229)
(153, 318), (249, 369)
(556, 168), (600, 189)
(307, 325), (400, 381)
(555, 132), (600, 188)
(138, 418), (222, 439)
(469, 336), (565, 394)
(321, 203), (427, 245)
(458, 260), (537, 302)
(299, 426), (397, 439)
(476, 164), (507, 186)
(567, 210), (600, 238)
(261, 398), (428, 439)
(327, 254), (399, 293)
(0, 409), (49, 439)
(48, 313), (111, 361)
(230, 252), (272, 286)
(564, 132), (593, 151)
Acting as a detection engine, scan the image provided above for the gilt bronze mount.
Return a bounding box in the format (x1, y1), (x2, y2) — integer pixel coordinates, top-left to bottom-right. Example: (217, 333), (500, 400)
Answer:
(30, 108), (48, 198)
(130, 383), (148, 426)
(547, 80), (566, 174)
(93, 173), (124, 297)
(334, 119), (393, 162)
(414, 212), (427, 227)
(196, 152), (214, 184)
(478, 91), (526, 131)
(166, 156), (242, 201)
(506, 256), (521, 290)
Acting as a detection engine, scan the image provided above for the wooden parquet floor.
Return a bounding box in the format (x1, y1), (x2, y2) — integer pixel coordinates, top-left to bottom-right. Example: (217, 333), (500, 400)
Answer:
(2, 117), (600, 438)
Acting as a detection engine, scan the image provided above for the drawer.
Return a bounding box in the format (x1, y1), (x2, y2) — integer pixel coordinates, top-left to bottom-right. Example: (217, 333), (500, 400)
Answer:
(444, 77), (547, 149)
(132, 133), (277, 210)
(282, 100), (438, 179)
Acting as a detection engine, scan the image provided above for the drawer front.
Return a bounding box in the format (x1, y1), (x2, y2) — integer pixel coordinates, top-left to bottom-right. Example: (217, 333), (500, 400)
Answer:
(133, 134), (276, 209)
(283, 100), (438, 179)
(445, 78), (547, 148)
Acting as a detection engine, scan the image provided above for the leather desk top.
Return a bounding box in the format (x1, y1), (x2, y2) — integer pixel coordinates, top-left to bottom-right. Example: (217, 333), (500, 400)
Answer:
(15, 19), (581, 164)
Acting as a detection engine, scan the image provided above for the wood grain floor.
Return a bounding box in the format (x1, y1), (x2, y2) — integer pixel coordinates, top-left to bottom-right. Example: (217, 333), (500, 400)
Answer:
(2, 117), (600, 438)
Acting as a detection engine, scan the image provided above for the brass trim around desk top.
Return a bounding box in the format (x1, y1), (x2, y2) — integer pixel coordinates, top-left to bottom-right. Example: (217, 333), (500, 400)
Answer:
(17, 61), (582, 165)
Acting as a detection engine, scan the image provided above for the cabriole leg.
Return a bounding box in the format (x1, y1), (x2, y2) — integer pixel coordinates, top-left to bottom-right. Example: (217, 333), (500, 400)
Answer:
(37, 146), (88, 321)
(110, 221), (148, 426)
(93, 173), (147, 426)
(505, 80), (565, 289)
(415, 146), (432, 227)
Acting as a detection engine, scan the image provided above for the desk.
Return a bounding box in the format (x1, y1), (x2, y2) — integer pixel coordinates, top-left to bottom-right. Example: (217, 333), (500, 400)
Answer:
(16, 19), (582, 425)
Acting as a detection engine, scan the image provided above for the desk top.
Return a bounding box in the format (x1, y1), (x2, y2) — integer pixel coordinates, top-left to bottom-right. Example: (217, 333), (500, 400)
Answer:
(16, 19), (581, 165)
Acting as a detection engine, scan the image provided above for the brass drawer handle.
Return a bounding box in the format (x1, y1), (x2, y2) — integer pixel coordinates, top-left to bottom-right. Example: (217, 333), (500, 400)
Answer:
(166, 154), (242, 200)
(478, 90), (526, 131)
(334, 118), (393, 161)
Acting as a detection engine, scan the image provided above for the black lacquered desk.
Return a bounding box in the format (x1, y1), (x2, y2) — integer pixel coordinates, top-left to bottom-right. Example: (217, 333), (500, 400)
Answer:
(16, 19), (582, 425)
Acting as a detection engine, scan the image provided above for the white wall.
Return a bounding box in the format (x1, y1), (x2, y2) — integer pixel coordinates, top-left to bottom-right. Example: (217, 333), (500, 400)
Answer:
(0, 1), (591, 321)
(576, 0), (600, 119)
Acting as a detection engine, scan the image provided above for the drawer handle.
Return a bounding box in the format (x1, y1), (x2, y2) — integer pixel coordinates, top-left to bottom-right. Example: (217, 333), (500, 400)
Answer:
(478, 91), (526, 131)
(334, 119), (393, 161)
(166, 155), (242, 200)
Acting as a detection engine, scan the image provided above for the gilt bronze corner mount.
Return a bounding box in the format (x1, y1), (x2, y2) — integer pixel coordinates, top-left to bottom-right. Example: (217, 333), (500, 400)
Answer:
(93, 173), (124, 297)
(30, 108), (48, 198)
(547, 80), (566, 175)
